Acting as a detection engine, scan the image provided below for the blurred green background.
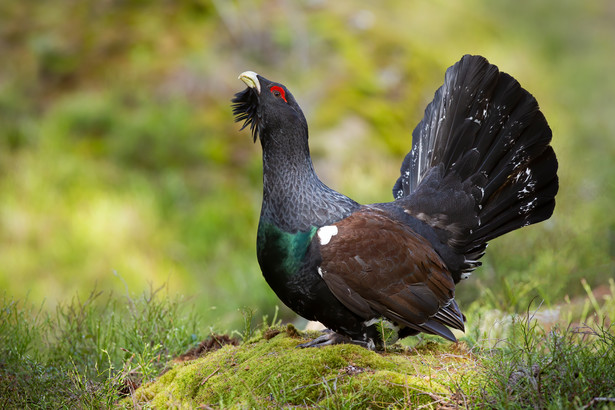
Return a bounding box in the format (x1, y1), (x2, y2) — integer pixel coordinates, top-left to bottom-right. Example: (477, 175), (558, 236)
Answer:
(1, 0), (613, 331)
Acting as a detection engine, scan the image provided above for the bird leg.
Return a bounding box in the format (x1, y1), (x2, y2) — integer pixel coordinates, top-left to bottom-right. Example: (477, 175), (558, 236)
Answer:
(297, 329), (375, 350)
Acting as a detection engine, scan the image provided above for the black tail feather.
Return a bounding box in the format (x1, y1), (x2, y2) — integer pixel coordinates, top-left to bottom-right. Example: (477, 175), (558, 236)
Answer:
(394, 55), (558, 281)
(471, 146), (558, 245)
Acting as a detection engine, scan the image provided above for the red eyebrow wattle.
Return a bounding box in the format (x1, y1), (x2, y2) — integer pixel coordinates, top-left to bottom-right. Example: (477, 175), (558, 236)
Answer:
(270, 86), (287, 102)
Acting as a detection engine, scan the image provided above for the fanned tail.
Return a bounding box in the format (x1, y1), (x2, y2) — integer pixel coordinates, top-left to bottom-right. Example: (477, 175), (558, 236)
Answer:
(393, 55), (558, 282)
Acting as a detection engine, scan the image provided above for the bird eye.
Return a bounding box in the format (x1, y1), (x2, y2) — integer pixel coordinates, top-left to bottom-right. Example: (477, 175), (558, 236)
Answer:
(270, 86), (287, 103)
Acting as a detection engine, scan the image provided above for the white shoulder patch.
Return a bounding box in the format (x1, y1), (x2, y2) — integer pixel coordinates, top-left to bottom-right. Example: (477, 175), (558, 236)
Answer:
(317, 225), (338, 246)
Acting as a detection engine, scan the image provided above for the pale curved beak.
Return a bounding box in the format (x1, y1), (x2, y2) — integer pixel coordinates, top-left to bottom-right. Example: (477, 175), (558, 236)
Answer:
(238, 71), (261, 94)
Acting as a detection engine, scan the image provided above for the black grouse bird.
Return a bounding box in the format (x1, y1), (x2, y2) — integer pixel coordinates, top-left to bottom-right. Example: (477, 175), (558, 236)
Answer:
(232, 55), (558, 349)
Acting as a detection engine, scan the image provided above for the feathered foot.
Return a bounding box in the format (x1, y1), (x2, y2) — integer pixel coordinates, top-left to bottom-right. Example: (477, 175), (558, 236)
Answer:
(297, 329), (375, 350)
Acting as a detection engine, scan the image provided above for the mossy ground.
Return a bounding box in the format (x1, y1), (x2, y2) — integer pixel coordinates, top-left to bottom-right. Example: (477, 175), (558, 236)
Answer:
(126, 325), (479, 408)
(2, 289), (613, 407)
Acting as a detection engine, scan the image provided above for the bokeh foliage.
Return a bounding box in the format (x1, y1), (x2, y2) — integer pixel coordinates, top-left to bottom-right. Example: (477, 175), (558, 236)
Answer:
(0, 0), (614, 331)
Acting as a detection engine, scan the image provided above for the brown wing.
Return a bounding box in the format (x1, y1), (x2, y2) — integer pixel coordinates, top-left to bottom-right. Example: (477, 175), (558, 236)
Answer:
(316, 206), (463, 340)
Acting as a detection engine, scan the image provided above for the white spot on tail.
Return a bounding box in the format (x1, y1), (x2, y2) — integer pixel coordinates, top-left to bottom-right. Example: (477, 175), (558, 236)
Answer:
(317, 267), (324, 277)
(519, 198), (538, 214)
(467, 116), (481, 125)
(317, 225), (338, 246)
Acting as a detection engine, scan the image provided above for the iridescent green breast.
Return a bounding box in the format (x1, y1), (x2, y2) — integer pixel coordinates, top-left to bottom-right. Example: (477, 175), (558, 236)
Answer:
(256, 222), (318, 281)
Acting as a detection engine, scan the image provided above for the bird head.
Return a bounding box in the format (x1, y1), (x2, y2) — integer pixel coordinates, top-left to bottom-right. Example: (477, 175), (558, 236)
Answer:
(232, 71), (307, 143)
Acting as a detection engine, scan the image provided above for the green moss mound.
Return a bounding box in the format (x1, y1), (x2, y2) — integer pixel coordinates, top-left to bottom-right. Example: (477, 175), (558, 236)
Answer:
(128, 326), (478, 408)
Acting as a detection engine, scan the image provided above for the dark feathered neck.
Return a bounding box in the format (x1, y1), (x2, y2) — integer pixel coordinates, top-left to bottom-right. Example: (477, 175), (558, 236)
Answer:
(259, 127), (359, 232)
